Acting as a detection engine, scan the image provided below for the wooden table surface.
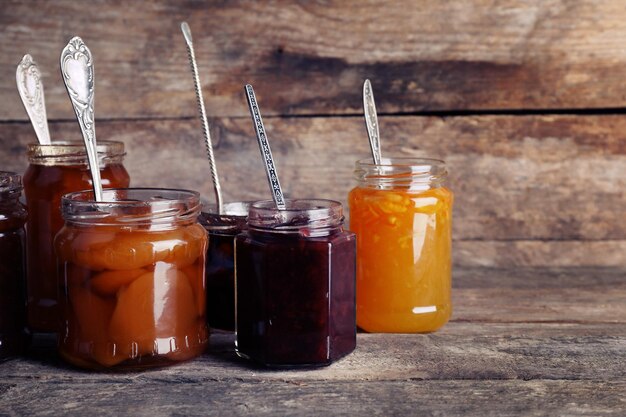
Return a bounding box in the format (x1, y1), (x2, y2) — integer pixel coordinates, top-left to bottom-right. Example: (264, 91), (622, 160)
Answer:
(1, 267), (624, 416)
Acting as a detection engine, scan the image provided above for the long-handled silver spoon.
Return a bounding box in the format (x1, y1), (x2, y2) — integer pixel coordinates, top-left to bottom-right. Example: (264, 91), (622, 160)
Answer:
(16, 54), (51, 145)
(181, 22), (224, 214)
(363, 79), (382, 164)
(60, 37), (103, 201)
(244, 84), (286, 210)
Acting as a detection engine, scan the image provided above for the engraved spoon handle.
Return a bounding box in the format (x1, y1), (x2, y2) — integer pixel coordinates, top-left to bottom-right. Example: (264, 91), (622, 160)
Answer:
(181, 22), (224, 214)
(363, 79), (382, 164)
(60, 37), (103, 201)
(16, 54), (51, 145)
(244, 84), (286, 210)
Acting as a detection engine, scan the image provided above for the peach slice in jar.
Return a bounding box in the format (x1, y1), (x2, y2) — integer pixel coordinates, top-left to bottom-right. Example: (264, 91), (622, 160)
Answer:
(65, 283), (125, 367)
(89, 268), (147, 296)
(181, 260), (206, 317)
(108, 263), (199, 358)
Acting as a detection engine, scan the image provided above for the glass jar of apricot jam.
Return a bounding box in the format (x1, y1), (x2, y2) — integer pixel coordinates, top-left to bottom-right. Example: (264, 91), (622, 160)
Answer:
(348, 158), (453, 333)
(235, 199), (356, 367)
(54, 188), (208, 370)
(24, 141), (130, 332)
(200, 202), (249, 331)
(0, 172), (29, 360)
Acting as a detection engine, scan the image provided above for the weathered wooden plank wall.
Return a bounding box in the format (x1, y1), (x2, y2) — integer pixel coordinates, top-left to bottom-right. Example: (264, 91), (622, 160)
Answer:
(0, 0), (624, 267)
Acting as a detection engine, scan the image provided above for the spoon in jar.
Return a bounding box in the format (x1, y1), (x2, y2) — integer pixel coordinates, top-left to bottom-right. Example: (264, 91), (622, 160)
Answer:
(244, 84), (286, 210)
(60, 37), (103, 201)
(363, 79), (382, 164)
(16, 54), (52, 145)
(181, 22), (224, 214)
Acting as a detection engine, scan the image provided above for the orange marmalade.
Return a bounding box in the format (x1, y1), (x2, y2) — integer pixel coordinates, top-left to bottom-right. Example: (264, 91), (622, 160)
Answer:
(348, 158), (453, 333)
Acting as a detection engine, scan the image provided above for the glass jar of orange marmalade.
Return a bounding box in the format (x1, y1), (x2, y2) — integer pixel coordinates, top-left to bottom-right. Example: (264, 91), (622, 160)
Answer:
(0, 172), (29, 360)
(24, 141), (130, 332)
(54, 188), (208, 370)
(348, 158), (453, 333)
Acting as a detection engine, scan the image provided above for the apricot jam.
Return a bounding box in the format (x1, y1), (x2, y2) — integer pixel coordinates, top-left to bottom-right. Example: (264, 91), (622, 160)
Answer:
(24, 141), (129, 332)
(235, 199), (356, 366)
(55, 188), (208, 370)
(0, 172), (29, 359)
(348, 158), (453, 333)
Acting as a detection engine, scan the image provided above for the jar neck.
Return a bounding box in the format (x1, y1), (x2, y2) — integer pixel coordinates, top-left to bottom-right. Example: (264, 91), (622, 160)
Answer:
(248, 199), (344, 238)
(27, 141), (126, 167)
(62, 188), (201, 231)
(354, 157), (448, 191)
(200, 201), (250, 235)
(0, 171), (23, 203)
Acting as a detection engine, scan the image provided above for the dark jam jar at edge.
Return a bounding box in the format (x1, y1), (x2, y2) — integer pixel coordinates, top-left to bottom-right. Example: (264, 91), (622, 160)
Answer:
(200, 202), (250, 331)
(0, 171), (30, 359)
(235, 199), (356, 367)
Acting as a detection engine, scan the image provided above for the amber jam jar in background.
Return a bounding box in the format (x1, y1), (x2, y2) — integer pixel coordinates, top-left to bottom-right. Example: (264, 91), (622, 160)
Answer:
(24, 141), (130, 332)
(235, 199), (356, 367)
(349, 158), (453, 333)
(200, 202), (249, 331)
(0, 172), (29, 359)
(54, 188), (208, 370)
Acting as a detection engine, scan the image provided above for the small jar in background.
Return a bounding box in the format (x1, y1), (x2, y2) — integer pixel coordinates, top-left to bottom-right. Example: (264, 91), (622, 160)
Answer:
(235, 199), (356, 367)
(348, 158), (453, 333)
(55, 188), (208, 370)
(23, 141), (130, 332)
(200, 202), (249, 331)
(0, 171), (29, 360)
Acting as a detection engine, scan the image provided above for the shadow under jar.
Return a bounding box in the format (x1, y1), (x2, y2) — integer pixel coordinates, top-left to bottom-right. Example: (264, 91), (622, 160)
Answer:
(54, 188), (208, 370)
(0, 172), (29, 360)
(24, 141), (130, 332)
(348, 158), (453, 333)
(235, 199), (356, 367)
(199, 202), (249, 331)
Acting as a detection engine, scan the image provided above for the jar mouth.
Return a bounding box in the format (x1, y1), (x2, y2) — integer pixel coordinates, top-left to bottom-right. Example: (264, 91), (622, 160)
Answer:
(248, 199), (344, 235)
(28, 140), (126, 166)
(62, 188), (201, 228)
(200, 201), (250, 233)
(0, 171), (22, 196)
(355, 157), (447, 190)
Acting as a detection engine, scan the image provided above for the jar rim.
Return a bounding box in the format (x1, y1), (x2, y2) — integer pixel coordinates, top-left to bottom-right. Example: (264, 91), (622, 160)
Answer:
(248, 198), (344, 235)
(0, 171), (22, 195)
(27, 140), (126, 166)
(61, 188), (201, 227)
(356, 157), (445, 169)
(200, 201), (250, 233)
(354, 157), (448, 190)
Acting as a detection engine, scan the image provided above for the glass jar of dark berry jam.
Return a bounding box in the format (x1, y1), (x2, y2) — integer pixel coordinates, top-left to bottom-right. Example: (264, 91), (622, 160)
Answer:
(235, 199), (356, 367)
(200, 202), (249, 331)
(0, 171), (29, 360)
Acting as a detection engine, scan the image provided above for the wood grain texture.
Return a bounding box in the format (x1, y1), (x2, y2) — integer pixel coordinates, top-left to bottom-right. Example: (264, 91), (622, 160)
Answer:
(2, 321), (626, 415)
(1, 380), (624, 417)
(1, 114), (624, 267)
(3, 0), (626, 120)
(1, 268), (624, 415)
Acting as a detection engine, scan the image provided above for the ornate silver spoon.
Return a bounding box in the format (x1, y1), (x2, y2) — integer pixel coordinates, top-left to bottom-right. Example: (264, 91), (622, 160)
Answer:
(60, 37), (103, 201)
(244, 84), (286, 210)
(16, 54), (51, 145)
(363, 79), (382, 164)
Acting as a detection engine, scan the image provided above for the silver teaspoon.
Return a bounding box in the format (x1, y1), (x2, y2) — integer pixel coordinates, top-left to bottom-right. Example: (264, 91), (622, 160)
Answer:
(181, 22), (224, 214)
(16, 54), (51, 145)
(363, 79), (382, 164)
(60, 37), (103, 201)
(244, 84), (286, 210)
